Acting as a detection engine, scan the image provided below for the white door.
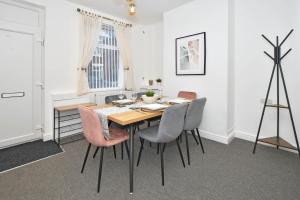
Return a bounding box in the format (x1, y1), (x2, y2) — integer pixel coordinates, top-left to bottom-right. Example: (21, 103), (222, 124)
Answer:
(0, 1), (44, 148)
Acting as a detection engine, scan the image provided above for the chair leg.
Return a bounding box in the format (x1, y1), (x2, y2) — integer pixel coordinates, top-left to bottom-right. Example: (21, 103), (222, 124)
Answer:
(134, 125), (138, 133)
(97, 147), (105, 193)
(148, 121), (151, 127)
(163, 143), (166, 152)
(160, 143), (165, 186)
(124, 141), (130, 159)
(157, 143), (159, 154)
(121, 143), (124, 160)
(185, 131), (191, 165)
(81, 143), (91, 173)
(137, 139), (144, 166)
(191, 130), (199, 145)
(113, 145), (116, 159)
(93, 147), (99, 159)
(176, 139), (186, 168)
(196, 128), (205, 154)
(149, 142), (152, 147)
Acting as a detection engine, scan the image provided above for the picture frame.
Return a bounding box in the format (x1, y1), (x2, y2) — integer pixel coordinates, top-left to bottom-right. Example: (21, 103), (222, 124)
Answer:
(175, 32), (206, 75)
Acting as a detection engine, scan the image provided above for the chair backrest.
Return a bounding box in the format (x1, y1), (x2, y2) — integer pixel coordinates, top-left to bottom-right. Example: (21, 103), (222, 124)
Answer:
(178, 91), (197, 100)
(184, 98), (207, 131)
(156, 103), (188, 143)
(78, 106), (106, 146)
(136, 92), (146, 99)
(105, 94), (127, 104)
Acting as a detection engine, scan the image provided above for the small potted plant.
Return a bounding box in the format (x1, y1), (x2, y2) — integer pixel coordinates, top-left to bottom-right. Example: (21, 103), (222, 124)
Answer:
(156, 78), (162, 84)
(142, 90), (159, 104)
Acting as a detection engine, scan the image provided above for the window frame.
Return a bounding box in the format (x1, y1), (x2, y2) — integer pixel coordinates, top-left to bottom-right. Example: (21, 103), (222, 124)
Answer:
(88, 23), (124, 92)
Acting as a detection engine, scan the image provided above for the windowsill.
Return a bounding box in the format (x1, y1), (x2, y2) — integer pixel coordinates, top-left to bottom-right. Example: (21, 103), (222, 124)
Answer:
(89, 87), (124, 93)
(89, 87), (135, 93)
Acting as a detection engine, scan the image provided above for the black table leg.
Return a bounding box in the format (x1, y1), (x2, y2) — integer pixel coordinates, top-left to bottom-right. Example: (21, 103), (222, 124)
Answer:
(129, 124), (134, 194)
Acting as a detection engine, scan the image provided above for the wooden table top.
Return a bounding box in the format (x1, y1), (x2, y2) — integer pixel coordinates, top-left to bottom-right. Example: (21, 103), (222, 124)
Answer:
(55, 103), (96, 112)
(91, 103), (167, 126)
(108, 110), (163, 126)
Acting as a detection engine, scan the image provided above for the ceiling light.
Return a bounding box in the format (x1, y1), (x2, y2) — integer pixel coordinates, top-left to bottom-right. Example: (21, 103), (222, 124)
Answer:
(129, 3), (136, 16)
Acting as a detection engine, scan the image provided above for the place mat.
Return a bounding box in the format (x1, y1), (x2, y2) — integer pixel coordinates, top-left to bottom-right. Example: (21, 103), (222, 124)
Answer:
(140, 103), (169, 111)
(112, 99), (136, 106)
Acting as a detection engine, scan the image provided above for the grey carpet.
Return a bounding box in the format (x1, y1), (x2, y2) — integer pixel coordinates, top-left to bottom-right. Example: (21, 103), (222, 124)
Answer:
(0, 140), (63, 173)
(0, 137), (299, 200)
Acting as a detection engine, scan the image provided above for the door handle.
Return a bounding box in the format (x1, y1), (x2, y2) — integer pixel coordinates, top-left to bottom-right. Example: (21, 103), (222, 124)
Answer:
(35, 82), (45, 89)
(1, 92), (25, 98)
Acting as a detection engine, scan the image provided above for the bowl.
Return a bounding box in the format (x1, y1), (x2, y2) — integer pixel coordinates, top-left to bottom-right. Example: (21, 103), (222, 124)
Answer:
(142, 94), (159, 104)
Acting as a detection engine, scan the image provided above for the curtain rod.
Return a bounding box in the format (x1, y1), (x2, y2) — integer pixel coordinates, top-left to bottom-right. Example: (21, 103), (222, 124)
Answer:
(77, 8), (132, 27)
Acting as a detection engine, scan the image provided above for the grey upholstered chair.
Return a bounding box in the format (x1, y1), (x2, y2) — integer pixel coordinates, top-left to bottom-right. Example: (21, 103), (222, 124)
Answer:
(136, 91), (161, 148)
(136, 92), (146, 99)
(105, 94), (127, 104)
(136, 103), (188, 186)
(183, 98), (207, 165)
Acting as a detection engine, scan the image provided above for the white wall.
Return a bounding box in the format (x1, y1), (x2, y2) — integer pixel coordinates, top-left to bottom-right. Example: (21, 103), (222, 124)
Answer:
(163, 0), (231, 143)
(234, 0), (300, 147)
(163, 0), (300, 147)
(20, 0), (163, 139)
(132, 22), (163, 88)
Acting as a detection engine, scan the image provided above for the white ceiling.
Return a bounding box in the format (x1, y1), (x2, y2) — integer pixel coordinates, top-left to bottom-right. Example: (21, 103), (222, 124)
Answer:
(67, 0), (194, 24)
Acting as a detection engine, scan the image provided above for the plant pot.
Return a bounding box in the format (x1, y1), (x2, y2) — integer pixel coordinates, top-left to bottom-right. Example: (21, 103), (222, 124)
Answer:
(149, 80), (154, 86)
(142, 94), (159, 104)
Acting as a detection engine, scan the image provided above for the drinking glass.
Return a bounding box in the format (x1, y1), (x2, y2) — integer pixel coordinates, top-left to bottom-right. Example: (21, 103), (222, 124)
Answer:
(132, 92), (137, 101)
(118, 90), (125, 100)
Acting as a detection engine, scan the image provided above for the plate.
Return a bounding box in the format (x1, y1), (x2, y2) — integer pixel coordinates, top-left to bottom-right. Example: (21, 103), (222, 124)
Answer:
(112, 99), (135, 105)
(168, 98), (191, 104)
(141, 103), (169, 111)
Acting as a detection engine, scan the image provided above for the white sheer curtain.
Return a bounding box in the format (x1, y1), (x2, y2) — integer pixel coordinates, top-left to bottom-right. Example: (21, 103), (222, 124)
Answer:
(114, 23), (134, 90)
(77, 15), (102, 96)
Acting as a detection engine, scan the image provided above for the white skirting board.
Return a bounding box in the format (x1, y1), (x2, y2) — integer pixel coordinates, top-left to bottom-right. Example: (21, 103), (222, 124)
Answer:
(198, 129), (235, 145)
(234, 130), (256, 142)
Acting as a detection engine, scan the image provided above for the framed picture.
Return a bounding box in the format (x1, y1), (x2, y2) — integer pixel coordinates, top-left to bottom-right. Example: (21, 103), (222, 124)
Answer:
(175, 32), (206, 75)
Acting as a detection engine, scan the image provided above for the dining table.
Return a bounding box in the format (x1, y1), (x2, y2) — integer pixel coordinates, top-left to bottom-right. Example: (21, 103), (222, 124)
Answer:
(91, 101), (170, 194)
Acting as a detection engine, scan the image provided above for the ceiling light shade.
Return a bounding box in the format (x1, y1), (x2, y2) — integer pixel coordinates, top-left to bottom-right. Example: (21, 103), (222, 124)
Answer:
(129, 3), (136, 16)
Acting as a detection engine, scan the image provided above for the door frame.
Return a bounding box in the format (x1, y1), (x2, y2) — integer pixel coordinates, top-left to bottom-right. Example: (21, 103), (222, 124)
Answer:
(0, 0), (45, 149)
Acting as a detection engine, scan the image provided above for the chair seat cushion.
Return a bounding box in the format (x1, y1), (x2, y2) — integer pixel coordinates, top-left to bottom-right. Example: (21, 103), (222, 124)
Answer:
(105, 127), (129, 147)
(138, 125), (160, 143)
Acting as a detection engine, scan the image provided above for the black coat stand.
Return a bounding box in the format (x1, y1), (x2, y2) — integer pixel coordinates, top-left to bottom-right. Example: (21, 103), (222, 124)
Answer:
(252, 29), (300, 157)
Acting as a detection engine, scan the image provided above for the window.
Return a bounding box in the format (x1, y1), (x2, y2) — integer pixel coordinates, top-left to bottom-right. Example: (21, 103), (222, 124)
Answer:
(88, 24), (122, 90)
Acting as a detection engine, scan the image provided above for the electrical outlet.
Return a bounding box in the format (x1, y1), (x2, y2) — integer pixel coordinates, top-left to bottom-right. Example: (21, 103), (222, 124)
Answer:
(260, 98), (272, 105)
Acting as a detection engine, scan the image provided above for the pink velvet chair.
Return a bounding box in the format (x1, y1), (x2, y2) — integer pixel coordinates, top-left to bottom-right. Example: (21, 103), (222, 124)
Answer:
(177, 91), (197, 100)
(78, 106), (129, 193)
